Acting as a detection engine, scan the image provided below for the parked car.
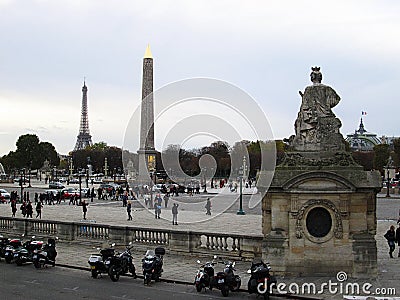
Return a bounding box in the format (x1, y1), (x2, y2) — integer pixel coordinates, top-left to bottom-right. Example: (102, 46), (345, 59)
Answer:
(49, 182), (65, 189)
(69, 178), (79, 184)
(61, 187), (80, 199)
(0, 189), (10, 203)
(99, 183), (118, 192)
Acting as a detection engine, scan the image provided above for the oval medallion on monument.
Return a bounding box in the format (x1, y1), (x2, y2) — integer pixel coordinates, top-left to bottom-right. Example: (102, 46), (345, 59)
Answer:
(306, 207), (332, 238)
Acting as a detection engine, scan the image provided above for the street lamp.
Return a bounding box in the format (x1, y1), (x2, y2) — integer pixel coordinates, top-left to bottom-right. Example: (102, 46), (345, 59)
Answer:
(19, 169), (25, 203)
(27, 168), (32, 188)
(203, 167), (207, 193)
(386, 156), (393, 198)
(237, 156), (247, 215)
(78, 169), (84, 204)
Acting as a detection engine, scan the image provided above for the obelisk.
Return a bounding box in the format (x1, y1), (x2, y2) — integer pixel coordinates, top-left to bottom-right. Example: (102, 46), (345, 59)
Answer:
(138, 45), (157, 184)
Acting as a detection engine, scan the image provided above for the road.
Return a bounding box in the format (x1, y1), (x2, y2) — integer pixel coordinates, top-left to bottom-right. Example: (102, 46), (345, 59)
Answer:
(0, 263), (273, 300)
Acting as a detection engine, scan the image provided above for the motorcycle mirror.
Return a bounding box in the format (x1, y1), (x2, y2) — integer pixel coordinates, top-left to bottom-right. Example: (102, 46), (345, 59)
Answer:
(32, 236), (36, 239)
(197, 260), (201, 264)
(129, 241), (132, 245)
(21, 234), (25, 237)
(232, 262), (236, 267)
(247, 269), (252, 274)
(111, 243), (116, 247)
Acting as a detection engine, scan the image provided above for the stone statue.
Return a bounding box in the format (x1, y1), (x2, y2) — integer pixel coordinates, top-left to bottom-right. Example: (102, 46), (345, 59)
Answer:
(291, 67), (345, 152)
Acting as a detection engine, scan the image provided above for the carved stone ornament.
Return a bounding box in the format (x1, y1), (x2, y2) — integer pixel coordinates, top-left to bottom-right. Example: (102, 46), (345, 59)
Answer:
(281, 151), (358, 168)
(295, 199), (343, 240)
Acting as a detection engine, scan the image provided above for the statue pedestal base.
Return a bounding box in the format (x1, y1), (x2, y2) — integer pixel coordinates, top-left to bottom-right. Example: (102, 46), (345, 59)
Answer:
(260, 153), (381, 278)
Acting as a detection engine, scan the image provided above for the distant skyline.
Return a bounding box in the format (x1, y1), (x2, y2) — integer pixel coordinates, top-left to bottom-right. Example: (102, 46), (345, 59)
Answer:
(1, 1), (399, 156)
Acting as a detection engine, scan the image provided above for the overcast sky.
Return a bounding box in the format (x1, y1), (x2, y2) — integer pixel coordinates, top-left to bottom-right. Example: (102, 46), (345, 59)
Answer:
(1, 0), (399, 156)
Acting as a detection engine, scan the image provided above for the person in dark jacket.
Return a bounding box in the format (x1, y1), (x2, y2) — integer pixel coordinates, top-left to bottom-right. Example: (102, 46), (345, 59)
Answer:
(82, 200), (88, 220)
(127, 200), (132, 221)
(396, 223), (400, 257)
(205, 198), (211, 215)
(384, 225), (396, 258)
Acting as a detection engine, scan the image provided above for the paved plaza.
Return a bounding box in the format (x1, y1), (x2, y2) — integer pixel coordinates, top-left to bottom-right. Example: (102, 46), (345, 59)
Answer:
(1, 181), (400, 299)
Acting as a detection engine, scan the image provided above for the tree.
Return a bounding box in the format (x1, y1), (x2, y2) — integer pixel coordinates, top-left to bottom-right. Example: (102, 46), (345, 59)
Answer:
(352, 151), (374, 171)
(373, 144), (391, 173)
(15, 134), (42, 169)
(393, 138), (400, 167)
(39, 142), (59, 167)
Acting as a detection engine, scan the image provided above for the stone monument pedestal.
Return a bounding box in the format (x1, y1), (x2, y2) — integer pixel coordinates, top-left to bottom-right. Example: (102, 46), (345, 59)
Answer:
(261, 161), (380, 278)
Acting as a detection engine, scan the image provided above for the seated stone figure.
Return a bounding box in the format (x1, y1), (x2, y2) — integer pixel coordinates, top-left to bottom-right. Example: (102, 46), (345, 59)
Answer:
(291, 67), (345, 152)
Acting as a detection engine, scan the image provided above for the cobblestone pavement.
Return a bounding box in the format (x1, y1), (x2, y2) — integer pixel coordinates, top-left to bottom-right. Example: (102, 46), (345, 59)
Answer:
(2, 181), (400, 299)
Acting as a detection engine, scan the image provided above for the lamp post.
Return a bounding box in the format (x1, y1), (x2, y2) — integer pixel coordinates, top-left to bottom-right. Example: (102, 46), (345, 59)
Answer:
(78, 169), (84, 204)
(203, 167), (207, 193)
(386, 156), (393, 198)
(19, 169), (25, 203)
(237, 156), (247, 215)
(28, 168), (32, 188)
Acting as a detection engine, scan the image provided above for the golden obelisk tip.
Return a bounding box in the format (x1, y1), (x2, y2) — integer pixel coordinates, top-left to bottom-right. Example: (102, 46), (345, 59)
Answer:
(144, 44), (153, 59)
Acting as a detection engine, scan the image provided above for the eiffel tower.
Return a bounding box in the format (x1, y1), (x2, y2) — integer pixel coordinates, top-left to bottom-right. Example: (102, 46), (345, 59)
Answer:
(74, 80), (93, 151)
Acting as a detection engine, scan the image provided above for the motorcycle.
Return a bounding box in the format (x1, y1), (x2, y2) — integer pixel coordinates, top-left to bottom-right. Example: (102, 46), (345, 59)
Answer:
(194, 255), (217, 292)
(4, 238), (22, 264)
(0, 235), (10, 261)
(142, 247), (165, 285)
(88, 243), (116, 279)
(247, 260), (277, 300)
(33, 238), (58, 268)
(107, 242), (136, 282)
(14, 236), (44, 266)
(210, 260), (241, 297)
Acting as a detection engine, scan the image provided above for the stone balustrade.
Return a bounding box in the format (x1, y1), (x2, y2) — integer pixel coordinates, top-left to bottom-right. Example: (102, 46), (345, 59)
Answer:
(0, 216), (262, 260)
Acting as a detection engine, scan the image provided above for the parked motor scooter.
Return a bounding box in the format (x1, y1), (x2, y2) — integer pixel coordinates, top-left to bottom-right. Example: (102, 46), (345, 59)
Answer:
(142, 247), (165, 285)
(14, 236), (44, 266)
(107, 242), (136, 282)
(210, 260), (241, 297)
(88, 243), (116, 278)
(247, 260), (277, 300)
(4, 238), (22, 264)
(0, 235), (10, 261)
(33, 238), (58, 268)
(194, 255), (217, 292)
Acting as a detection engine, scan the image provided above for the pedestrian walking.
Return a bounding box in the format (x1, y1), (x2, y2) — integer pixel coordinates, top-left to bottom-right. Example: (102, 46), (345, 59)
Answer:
(205, 198), (211, 215)
(154, 201), (161, 219)
(127, 200), (132, 221)
(91, 187), (95, 202)
(82, 200), (88, 220)
(11, 200), (17, 217)
(172, 203), (179, 225)
(36, 201), (43, 219)
(396, 223), (400, 257)
(384, 225), (396, 258)
(164, 193), (169, 208)
(20, 200), (26, 217)
(26, 201), (33, 218)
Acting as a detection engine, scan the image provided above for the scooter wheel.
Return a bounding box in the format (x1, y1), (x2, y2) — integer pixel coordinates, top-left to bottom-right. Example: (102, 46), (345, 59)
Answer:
(196, 284), (203, 292)
(91, 270), (98, 278)
(34, 261), (41, 269)
(5, 257), (11, 264)
(108, 266), (120, 282)
(16, 260), (23, 266)
(263, 292), (270, 300)
(221, 285), (229, 297)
